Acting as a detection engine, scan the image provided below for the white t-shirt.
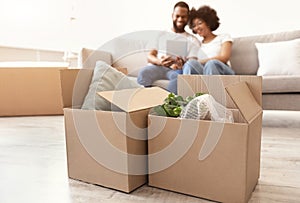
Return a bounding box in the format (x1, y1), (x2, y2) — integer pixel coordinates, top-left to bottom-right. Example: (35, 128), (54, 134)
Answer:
(180, 31), (201, 58)
(179, 31), (201, 47)
(199, 33), (233, 59)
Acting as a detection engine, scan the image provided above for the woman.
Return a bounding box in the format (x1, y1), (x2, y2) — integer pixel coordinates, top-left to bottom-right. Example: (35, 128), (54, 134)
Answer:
(182, 5), (235, 75)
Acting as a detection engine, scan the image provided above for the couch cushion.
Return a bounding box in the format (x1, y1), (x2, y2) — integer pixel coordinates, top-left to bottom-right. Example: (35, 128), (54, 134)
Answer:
(263, 75), (300, 93)
(112, 51), (149, 77)
(255, 39), (300, 76)
(152, 79), (169, 90)
(262, 94), (300, 111)
(79, 48), (112, 69)
(230, 30), (300, 75)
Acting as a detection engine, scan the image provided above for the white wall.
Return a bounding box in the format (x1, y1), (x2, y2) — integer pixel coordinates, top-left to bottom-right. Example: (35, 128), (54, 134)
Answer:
(0, 0), (299, 52)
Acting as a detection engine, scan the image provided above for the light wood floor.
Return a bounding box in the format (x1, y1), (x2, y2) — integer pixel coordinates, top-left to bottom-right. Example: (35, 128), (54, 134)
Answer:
(0, 110), (299, 203)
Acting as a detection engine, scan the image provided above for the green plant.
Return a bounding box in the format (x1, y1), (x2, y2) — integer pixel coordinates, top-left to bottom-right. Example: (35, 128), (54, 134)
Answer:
(153, 92), (205, 117)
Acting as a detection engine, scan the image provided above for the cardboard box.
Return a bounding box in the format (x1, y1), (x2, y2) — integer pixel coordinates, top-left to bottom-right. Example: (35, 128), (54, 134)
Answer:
(0, 67), (67, 116)
(60, 69), (169, 193)
(148, 75), (262, 203)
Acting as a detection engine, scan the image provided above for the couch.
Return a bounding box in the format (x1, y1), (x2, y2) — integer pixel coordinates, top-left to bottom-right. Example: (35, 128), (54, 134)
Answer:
(79, 30), (300, 111)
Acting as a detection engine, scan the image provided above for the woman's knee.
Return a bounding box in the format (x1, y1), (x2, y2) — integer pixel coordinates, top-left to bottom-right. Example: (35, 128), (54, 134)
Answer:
(183, 59), (203, 74)
(204, 60), (222, 75)
(204, 59), (234, 75)
(205, 59), (220, 66)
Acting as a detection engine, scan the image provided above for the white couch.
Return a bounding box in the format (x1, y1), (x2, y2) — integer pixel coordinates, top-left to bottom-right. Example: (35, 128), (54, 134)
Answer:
(79, 30), (300, 111)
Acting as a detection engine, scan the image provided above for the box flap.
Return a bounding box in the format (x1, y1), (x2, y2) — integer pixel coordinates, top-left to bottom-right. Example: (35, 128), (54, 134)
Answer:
(97, 87), (169, 112)
(60, 69), (94, 108)
(60, 69), (80, 108)
(226, 82), (262, 123)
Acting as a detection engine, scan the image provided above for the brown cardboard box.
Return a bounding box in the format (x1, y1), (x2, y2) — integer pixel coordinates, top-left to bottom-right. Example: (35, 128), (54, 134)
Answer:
(148, 75), (262, 203)
(0, 67), (67, 116)
(60, 69), (169, 193)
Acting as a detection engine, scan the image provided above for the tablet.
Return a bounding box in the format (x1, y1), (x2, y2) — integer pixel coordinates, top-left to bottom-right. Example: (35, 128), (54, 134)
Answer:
(166, 40), (187, 57)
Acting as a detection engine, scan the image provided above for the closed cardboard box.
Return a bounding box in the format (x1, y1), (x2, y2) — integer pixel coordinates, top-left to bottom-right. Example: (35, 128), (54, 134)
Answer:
(60, 69), (169, 193)
(0, 67), (66, 116)
(148, 75), (262, 203)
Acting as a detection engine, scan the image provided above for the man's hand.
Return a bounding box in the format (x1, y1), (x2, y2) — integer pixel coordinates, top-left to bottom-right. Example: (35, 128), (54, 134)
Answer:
(169, 56), (185, 70)
(160, 55), (175, 67)
(147, 50), (176, 67)
(176, 56), (185, 68)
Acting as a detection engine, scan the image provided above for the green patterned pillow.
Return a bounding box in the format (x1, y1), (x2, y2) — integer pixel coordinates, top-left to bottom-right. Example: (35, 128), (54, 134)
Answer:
(81, 61), (141, 110)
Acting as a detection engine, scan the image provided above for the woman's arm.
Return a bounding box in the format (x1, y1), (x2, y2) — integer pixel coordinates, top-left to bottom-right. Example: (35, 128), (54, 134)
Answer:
(199, 41), (232, 64)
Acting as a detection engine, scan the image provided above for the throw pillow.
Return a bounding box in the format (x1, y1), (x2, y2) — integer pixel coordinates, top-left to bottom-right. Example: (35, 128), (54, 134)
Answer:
(81, 61), (141, 110)
(255, 39), (300, 76)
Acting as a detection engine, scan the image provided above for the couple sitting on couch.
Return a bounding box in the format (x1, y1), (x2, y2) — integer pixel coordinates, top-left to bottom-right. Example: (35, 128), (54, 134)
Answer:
(137, 2), (235, 94)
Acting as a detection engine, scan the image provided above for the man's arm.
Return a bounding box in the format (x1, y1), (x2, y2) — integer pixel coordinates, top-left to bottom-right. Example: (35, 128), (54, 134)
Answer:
(147, 49), (160, 65)
(147, 49), (174, 67)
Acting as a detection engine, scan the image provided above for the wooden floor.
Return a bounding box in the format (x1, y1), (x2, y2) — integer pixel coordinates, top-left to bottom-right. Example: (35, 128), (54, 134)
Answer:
(0, 110), (299, 203)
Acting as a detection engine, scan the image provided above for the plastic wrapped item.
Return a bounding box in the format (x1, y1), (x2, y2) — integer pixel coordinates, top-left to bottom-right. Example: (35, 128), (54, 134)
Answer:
(180, 94), (234, 123)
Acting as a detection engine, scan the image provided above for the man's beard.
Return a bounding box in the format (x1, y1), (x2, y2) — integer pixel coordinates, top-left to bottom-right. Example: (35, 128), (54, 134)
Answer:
(173, 21), (186, 33)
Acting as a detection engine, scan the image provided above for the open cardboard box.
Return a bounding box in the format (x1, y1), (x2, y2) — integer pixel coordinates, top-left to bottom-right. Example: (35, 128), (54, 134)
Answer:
(148, 75), (262, 203)
(0, 67), (67, 116)
(60, 69), (169, 193)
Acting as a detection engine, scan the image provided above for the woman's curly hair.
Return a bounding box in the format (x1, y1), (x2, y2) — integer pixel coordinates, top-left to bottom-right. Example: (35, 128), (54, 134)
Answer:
(188, 5), (220, 33)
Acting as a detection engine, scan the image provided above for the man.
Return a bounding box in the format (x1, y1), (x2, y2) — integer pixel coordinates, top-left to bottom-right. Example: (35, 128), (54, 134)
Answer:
(137, 1), (200, 93)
